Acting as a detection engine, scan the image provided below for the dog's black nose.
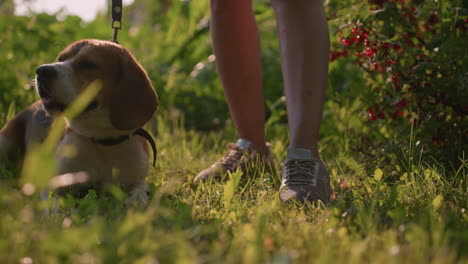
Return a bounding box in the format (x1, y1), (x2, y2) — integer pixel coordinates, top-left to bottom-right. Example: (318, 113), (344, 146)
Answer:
(36, 65), (57, 78)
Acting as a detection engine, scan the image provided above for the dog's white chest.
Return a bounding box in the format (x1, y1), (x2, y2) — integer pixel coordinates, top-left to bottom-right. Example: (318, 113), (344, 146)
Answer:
(57, 133), (149, 188)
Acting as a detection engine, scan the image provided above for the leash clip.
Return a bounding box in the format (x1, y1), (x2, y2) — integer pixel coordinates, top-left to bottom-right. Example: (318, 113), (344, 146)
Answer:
(111, 0), (123, 44)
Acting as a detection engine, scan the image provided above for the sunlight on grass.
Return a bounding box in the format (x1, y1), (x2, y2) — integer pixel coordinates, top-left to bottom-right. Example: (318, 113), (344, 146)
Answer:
(1, 112), (466, 263)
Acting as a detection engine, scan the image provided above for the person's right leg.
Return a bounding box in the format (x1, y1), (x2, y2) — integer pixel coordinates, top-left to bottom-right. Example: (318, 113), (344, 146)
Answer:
(210, 0), (266, 151)
(194, 0), (273, 182)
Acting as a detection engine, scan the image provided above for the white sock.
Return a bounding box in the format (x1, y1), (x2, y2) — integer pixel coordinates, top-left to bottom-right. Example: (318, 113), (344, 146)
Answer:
(286, 148), (312, 161)
(235, 138), (252, 149)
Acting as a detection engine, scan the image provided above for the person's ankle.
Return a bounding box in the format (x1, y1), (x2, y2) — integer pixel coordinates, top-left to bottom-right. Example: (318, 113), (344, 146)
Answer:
(235, 138), (268, 154)
(235, 138), (252, 149)
(286, 147), (320, 161)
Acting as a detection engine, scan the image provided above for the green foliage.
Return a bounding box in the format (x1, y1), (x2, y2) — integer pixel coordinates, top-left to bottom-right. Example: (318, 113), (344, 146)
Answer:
(328, 0), (468, 169)
(0, 0), (466, 263)
(0, 13), (108, 116)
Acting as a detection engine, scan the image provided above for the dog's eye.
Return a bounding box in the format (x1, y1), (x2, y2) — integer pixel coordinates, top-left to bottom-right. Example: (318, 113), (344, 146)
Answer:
(78, 60), (99, 69)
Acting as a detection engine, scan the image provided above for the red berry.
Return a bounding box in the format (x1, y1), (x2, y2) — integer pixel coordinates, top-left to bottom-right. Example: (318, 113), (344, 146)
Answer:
(365, 47), (375, 57)
(392, 44), (402, 51)
(330, 51), (348, 62)
(395, 99), (408, 107)
(404, 38), (414, 47)
(340, 38), (351, 47)
(431, 137), (443, 146)
(428, 12), (439, 25)
(352, 27), (359, 35)
(377, 111), (385, 119)
(367, 108), (376, 121)
(373, 62), (382, 71)
(353, 36), (359, 43)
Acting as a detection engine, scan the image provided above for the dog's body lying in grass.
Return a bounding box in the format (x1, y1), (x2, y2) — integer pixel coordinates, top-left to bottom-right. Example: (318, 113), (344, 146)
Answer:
(0, 39), (158, 204)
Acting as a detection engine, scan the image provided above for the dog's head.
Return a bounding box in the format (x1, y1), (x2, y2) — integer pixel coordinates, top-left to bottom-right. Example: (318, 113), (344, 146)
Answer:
(35, 39), (158, 132)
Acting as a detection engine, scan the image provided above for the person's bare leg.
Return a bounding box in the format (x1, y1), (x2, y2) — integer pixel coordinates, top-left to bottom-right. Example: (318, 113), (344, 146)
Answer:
(210, 0), (266, 151)
(272, 0), (329, 157)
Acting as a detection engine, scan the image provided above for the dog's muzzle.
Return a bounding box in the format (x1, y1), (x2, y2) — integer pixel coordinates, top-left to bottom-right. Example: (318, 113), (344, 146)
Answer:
(36, 65), (56, 98)
(36, 65), (67, 112)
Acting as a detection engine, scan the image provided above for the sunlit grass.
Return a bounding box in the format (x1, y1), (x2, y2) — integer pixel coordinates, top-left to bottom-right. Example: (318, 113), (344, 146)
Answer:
(0, 114), (466, 263)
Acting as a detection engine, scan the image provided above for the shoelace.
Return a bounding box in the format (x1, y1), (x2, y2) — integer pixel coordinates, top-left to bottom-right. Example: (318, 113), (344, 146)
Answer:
(283, 159), (319, 186)
(220, 143), (246, 171)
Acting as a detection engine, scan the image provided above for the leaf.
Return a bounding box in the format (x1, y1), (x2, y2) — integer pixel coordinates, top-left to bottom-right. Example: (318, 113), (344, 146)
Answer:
(432, 195), (443, 210)
(223, 170), (243, 210)
(374, 168), (383, 182)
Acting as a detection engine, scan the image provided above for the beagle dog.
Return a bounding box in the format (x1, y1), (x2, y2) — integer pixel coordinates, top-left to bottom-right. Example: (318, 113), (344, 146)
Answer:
(0, 39), (158, 205)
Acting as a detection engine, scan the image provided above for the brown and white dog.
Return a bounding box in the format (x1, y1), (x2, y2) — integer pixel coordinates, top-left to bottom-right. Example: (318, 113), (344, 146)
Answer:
(0, 39), (158, 204)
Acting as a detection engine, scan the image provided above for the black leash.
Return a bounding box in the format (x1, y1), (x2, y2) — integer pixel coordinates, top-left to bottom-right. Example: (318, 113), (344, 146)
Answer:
(111, 0), (122, 43)
(107, 1), (158, 167)
(133, 128), (157, 167)
(91, 128), (157, 167)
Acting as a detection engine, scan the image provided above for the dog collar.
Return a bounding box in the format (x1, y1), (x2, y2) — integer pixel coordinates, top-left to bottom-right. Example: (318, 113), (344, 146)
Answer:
(90, 128), (157, 166)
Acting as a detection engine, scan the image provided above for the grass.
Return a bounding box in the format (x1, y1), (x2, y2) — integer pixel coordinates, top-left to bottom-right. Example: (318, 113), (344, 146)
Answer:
(0, 112), (466, 264)
(0, 2), (466, 263)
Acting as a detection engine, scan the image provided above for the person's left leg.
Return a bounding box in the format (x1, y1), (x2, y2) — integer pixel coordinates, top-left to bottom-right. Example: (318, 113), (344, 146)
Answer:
(272, 0), (331, 203)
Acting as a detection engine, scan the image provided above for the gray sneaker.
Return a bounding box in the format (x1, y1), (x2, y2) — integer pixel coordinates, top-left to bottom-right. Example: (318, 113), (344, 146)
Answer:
(279, 158), (331, 203)
(194, 143), (275, 183)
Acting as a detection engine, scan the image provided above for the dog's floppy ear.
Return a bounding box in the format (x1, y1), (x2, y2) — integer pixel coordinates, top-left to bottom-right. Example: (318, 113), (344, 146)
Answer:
(110, 48), (158, 130)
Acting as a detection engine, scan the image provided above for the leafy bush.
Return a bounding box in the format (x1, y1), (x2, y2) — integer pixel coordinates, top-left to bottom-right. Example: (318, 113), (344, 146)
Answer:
(328, 0), (467, 168)
(0, 13), (108, 114)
